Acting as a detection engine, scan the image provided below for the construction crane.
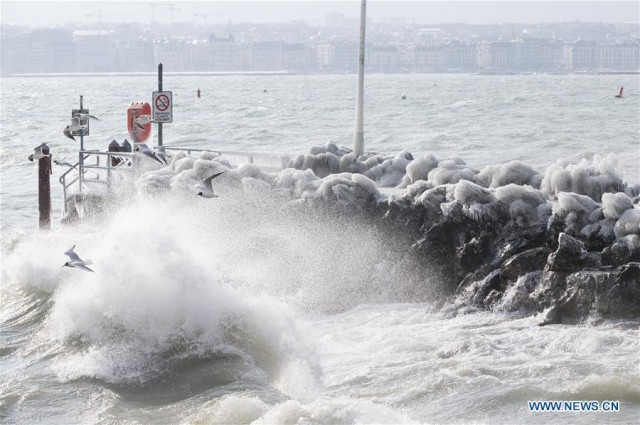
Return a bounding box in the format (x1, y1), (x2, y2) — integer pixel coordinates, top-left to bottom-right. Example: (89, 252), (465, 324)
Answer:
(193, 12), (226, 27)
(84, 9), (104, 23)
(84, 10), (128, 24)
(193, 13), (210, 27)
(149, 3), (180, 24)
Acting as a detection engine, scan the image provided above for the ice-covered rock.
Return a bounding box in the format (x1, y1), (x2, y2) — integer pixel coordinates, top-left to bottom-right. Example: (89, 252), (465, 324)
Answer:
(364, 150), (413, 187)
(441, 180), (496, 222)
(397, 154), (439, 188)
(541, 155), (623, 201)
(614, 207), (640, 239)
(495, 184), (549, 225)
(477, 160), (541, 189)
(427, 160), (477, 187)
(602, 192), (634, 219)
(602, 235), (640, 266)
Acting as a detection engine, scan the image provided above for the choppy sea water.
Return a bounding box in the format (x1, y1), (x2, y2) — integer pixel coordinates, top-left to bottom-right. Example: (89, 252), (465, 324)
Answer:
(1, 74), (639, 424)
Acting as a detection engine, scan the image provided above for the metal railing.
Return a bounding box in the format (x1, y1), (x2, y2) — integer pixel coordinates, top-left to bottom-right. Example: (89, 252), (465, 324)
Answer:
(59, 150), (137, 214)
(161, 146), (291, 172)
(59, 145), (291, 215)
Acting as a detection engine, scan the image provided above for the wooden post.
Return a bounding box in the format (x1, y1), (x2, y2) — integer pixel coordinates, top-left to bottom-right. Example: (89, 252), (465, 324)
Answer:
(39, 144), (51, 229)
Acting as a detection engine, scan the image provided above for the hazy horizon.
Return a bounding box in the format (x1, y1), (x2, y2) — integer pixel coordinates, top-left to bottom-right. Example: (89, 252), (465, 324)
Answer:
(1, 1), (639, 28)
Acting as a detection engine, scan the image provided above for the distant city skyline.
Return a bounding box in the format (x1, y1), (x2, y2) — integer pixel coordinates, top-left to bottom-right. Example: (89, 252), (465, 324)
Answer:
(2, 1), (639, 28)
(2, 17), (638, 76)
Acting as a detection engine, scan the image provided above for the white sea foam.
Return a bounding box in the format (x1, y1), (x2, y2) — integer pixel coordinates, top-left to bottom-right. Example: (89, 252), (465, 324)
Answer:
(191, 394), (417, 425)
(2, 200), (320, 397)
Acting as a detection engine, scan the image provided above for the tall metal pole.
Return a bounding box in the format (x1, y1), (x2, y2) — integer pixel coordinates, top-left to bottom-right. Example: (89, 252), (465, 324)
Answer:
(353, 0), (366, 157)
(158, 63), (163, 146)
(78, 95), (84, 191)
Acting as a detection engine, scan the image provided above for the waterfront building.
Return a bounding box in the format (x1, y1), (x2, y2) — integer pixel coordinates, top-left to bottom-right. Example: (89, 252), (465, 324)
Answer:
(73, 30), (115, 72)
(414, 44), (445, 72)
(595, 41), (640, 71)
(563, 40), (597, 71)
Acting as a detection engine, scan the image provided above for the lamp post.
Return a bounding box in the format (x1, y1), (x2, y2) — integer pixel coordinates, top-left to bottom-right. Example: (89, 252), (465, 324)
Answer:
(353, 0), (367, 157)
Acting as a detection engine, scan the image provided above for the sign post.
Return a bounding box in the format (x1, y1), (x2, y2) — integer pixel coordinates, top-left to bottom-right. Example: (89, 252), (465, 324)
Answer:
(157, 64), (162, 146)
(153, 64), (172, 146)
(152, 92), (172, 121)
(152, 64), (175, 146)
(72, 95), (89, 191)
(152, 90), (173, 148)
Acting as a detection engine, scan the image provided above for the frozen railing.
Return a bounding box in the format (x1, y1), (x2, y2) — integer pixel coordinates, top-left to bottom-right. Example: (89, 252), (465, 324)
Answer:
(59, 150), (137, 214)
(161, 146), (290, 172)
(59, 145), (291, 214)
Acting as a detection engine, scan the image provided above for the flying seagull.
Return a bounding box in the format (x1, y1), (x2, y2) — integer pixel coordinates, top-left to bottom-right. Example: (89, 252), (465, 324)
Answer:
(136, 143), (164, 165)
(63, 126), (76, 142)
(63, 117), (87, 142)
(74, 112), (100, 121)
(154, 146), (168, 165)
(62, 245), (94, 273)
(133, 115), (154, 131)
(53, 159), (77, 169)
(196, 171), (226, 198)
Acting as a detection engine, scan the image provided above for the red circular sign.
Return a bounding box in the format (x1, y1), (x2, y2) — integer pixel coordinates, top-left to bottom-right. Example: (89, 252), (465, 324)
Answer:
(155, 94), (170, 111)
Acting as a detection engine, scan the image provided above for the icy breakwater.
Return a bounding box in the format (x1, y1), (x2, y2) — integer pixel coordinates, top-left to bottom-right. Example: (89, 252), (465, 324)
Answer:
(117, 143), (640, 324)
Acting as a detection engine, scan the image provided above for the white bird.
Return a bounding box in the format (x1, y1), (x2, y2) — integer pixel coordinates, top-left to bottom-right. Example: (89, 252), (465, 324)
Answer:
(63, 127), (76, 142)
(133, 115), (154, 131)
(74, 112), (100, 121)
(62, 245), (94, 273)
(28, 142), (49, 161)
(63, 117), (87, 142)
(196, 171), (226, 198)
(154, 146), (168, 164)
(53, 159), (77, 169)
(135, 143), (163, 165)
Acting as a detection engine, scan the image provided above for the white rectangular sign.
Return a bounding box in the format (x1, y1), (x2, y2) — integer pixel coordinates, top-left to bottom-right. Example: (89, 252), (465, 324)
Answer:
(152, 91), (173, 123)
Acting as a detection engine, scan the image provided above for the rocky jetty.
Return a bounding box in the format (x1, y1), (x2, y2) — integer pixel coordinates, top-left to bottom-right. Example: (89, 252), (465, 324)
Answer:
(375, 158), (640, 325)
(284, 143), (640, 324)
(129, 142), (640, 324)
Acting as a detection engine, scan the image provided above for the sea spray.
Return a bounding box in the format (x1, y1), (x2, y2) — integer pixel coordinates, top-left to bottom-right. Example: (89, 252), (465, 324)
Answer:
(3, 199), (321, 398)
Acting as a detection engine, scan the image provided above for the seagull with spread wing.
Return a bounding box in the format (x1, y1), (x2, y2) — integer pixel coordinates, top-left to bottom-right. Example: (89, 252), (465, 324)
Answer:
(196, 171), (226, 198)
(62, 245), (94, 273)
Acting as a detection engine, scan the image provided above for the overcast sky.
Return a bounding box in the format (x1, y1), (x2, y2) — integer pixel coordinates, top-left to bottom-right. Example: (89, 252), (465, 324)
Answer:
(1, 1), (638, 27)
